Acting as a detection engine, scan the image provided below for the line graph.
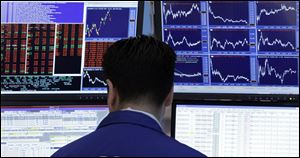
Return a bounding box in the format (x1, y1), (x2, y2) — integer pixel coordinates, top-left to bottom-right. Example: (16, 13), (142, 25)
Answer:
(82, 68), (107, 90)
(158, 1), (299, 94)
(256, 1), (297, 26)
(162, 1), (201, 25)
(258, 57), (298, 85)
(257, 30), (296, 52)
(210, 29), (250, 51)
(85, 7), (129, 39)
(210, 56), (251, 84)
(164, 28), (201, 51)
(175, 56), (203, 84)
(208, 1), (249, 25)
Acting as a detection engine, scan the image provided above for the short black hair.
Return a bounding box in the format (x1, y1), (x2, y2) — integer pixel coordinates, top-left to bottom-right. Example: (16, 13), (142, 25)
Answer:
(103, 35), (176, 106)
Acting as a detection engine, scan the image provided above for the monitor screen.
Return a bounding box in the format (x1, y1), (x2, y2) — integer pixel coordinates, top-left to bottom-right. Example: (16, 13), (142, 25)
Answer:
(1, 1), (140, 95)
(1, 105), (109, 157)
(159, 1), (299, 94)
(174, 103), (299, 157)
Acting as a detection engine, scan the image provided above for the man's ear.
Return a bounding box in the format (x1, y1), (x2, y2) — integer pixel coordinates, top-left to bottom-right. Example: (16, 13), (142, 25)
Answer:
(106, 79), (118, 112)
(164, 86), (174, 108)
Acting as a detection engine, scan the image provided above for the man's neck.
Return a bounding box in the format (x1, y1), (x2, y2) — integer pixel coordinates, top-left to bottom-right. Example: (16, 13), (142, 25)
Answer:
(120, 102), (163, 122)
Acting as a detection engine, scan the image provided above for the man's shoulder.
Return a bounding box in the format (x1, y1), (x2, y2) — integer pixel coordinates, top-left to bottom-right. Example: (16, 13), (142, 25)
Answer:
(51, 131), (97, 157)
(52, 130), (206, 157)
(52, 125), (206, 157)
(51, 111), (206, 157)
(156, 134), (206, 157)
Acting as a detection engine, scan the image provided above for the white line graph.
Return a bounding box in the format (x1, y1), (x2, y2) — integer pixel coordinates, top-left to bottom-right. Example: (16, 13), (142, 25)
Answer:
(83, 71), (107, 86)
(175, 69), (202, 78)
(210, 37), (249, 50)
(210, 59), (250, 83)
(163, 2), (200, 24)
(208, 5), (248, 24)
(166, 31), (201, 48)
(257, 31), (295, 51)
(259, 58), (297, 84)
(257, 3), (296, 22)
(86, 9), (112, 37)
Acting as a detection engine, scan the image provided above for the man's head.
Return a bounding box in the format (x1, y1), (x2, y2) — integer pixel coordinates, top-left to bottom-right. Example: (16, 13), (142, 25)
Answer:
(103, 35), (176, 114)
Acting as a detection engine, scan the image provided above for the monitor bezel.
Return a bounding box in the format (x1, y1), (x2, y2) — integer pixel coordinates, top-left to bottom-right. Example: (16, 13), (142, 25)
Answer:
(153, 1), (299, 102)
(1, 1), (144, 102)
(1, 99), (108, 106)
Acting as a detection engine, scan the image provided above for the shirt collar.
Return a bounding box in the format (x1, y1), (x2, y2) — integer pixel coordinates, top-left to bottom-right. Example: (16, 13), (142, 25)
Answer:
(97, 110), (164, 135)
(121, 107), (163, 129)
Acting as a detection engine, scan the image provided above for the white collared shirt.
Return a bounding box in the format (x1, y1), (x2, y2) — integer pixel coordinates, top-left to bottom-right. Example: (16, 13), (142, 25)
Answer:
(121, 107), (162, 129)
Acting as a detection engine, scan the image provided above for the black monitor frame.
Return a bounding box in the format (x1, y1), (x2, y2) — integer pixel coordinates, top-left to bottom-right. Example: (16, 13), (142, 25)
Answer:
(153, 1), (299, 103)
(1, 1), (144, 102)
(1, 99), (108, 108)
(1, 98), (108, 107)
(170, 99), (299, 138)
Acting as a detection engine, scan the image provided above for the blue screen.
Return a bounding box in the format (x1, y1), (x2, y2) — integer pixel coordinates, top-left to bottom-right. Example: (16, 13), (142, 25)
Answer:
(85, 7), (130, 39)
(161, 1), (299, 94)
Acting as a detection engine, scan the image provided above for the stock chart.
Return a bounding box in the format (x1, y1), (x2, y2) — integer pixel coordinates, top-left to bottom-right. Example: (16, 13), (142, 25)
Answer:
(164, 28), (202, 51)
(208, 1), (249, 25)
(82, 68), (107, 91)
(257, 29), (296, 52)
(256, 1), (297, 26)
(85, 7), (130, 39)
(210, 29), (250, 52)
(210, 56), (251, 84)
(162, 1), (201, 25)
(175, 56), (203, 84)
(258, 57), (298, 86)
(161, 1), (299, 94)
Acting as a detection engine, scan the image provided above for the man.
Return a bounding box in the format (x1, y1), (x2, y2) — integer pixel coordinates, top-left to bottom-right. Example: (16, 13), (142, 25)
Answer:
(52, 35), (206, 157)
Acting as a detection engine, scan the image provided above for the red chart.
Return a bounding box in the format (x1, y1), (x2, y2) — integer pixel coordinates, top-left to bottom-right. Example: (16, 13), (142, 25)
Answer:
(84, 42), (113, 67)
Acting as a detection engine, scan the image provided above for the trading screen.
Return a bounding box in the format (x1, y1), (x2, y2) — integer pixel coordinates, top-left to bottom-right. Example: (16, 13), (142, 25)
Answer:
(175, 104), (299, 157)
(160, 1), (299, 94)
(1, 1), (139, 94)
(1, 105), (109, 157)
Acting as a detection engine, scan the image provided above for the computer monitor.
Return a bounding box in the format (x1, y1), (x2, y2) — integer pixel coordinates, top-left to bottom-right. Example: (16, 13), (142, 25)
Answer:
(155, 1), (299, 95)
(1, 1), (143, 98)
(172, 102), (299, 157)
(1, 105), (109, 157)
